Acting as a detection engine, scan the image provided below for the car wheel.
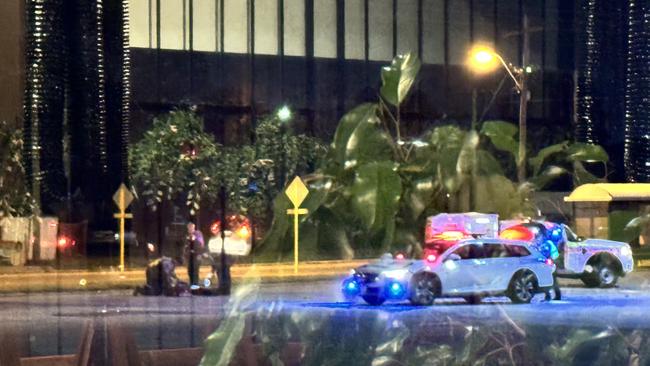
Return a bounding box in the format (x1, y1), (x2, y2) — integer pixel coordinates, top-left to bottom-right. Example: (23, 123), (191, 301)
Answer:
(409, 273), (439, 306)
(582, 263), (619, 288)
(463, 295), (482, 304)
(362, 294), (386, 306)
(507, 270), (537, 304)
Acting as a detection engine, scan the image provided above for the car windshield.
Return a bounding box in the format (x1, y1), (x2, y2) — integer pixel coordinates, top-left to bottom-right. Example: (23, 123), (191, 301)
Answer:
(564, 225), (581, 242)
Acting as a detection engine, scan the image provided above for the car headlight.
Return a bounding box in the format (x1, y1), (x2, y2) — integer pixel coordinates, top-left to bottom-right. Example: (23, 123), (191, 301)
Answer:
(620, 245), (632, 257)
(382, 269), (409, 280)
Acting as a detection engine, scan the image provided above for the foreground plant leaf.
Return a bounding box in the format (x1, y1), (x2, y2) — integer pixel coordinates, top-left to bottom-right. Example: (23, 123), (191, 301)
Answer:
(350, 161), (402, 234)
(380, 52), (421, 107)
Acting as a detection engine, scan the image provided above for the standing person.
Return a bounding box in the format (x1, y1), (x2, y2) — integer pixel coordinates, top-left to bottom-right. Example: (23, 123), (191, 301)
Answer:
(185, 222), (204, 286)
(541, 239), (561, 301)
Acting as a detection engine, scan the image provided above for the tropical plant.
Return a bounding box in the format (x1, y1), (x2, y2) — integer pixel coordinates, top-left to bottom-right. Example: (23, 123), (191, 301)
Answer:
(258, 53), (532, 260)
(129, 111), (326, 234)
(480, 120), (610, 189)
(220, 116), (327, 230)
(0, 120), (36, 217)
(129, 110), (220, 215)
(258, 53), (610, 261)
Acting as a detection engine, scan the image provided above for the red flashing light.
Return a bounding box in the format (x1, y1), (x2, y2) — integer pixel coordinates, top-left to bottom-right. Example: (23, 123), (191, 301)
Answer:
(211, 215), (252, 239)
(57, 236), (75, 248)
(499, 225), (534, 241)
(395, 253), (405, 260)
(545, 258), (554, 266)
(210, 221), (221, 235)
(426, 254), (437, 262)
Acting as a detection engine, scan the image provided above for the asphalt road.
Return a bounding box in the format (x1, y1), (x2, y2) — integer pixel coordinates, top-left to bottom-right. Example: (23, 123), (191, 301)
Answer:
(2, 272), (650, 362)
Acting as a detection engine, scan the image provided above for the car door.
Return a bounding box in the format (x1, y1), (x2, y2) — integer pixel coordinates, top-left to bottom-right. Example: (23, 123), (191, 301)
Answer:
(439, 243), (486, 294)
(482, 243), (513, 291)
(563, 225), (589, 273)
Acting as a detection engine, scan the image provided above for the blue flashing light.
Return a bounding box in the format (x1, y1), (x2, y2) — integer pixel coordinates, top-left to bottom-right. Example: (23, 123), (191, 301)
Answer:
(387, 282), (405, 299)
(342, 278), (360, 297)
(541, 239), (560, 260)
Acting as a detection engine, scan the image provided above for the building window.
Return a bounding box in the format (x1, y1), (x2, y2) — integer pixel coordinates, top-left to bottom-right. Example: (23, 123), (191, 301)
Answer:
(314, 0), (336, 58)
(369, 0), (393, 61)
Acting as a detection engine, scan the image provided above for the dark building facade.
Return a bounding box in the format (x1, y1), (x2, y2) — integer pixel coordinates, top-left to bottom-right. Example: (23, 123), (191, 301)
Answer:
(573, 0), (650, 182)
(17, 0), (650, 230)
(127, 0), (575, 149)
(23, 0), (130, 223)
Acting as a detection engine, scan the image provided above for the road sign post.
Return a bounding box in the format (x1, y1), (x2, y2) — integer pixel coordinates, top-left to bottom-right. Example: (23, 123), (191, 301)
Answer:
(112, 184), (134, 272)
(285, 177), (309, 274)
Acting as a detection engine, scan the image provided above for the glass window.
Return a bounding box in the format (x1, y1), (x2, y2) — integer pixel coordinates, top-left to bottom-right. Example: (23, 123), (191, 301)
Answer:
(484, 243), (509, 258)
(314, 0), (336, 58)
(345, 0), (365, 60)
(254, 0), (278, 55)
(422, 0), (445, 64)
(160, 0), (185, 50)
(192, 0), (217, 52)
(397, 0), (418, 56)
(224, 0), (249, 53)
(452, 243), (484, 259)
(369, 0), (393, 61)
(448, 0), (470, 65)
(473, 0), (495, 45)
(284, 0), (305, 56)
(544, 0), (558, 70)
(505, 244), (531, 257)
(129, 0), (150, 48)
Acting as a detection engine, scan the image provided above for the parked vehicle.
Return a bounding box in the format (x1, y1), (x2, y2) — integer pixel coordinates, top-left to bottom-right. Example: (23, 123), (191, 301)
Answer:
(500, 221), (634, 288)
(343, 238), (555, 306)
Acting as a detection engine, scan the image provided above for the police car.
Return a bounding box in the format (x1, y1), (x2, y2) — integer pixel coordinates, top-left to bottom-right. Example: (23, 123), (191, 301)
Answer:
(342, 238), (555, 306)
(500, 221), (634, 288)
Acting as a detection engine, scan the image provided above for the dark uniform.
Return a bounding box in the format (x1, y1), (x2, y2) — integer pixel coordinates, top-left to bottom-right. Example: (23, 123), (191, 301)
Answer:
(185, 226), (205, 286)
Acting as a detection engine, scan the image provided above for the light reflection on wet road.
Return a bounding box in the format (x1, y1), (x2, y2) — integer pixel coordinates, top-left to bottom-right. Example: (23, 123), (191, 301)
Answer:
(1, 273), (650, 357)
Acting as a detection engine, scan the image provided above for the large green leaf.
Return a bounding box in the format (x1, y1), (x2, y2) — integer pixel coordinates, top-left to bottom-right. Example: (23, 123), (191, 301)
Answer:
(477, 149), (504, 175)
(437, 147), (462, 193)
(474, 175), (532, 218)
(345, 117), (393, 169)
(380, 52), (422, 107)
(480, 120), (519, 161)
(331, 103), (376, 164)
(330, 103), (392, 169)
(314, 207), (354, 259)
(529, 165), (568, 189)
(429, 125), (465, 150)
(573, 161), (606, 186)
(567, 143), (609, 163)
(529, 141), (569, 176)
(350, 162), (402, 233)
(403, 176), (435, 220)
(456, 130), (479, 176)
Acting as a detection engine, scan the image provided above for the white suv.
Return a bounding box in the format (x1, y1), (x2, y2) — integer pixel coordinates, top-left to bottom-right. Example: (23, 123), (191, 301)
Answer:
(343, 239), (556, 305)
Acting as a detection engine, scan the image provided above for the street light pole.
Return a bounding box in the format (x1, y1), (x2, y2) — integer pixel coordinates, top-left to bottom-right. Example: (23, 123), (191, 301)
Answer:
(467, 17), (532, 184)
(517, 15), (530, 184)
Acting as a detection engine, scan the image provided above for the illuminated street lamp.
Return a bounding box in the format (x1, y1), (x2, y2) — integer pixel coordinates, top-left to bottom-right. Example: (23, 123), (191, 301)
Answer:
(276, 105), (292, 189)
(277, 105), (292, 122)
(466, 24), (531, 184)
(467, 44), (522, 91)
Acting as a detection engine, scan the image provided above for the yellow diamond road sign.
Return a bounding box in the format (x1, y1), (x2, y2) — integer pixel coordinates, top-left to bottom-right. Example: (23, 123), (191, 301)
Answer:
(285, 176), (309, 207)
(113, 183), (134, 211)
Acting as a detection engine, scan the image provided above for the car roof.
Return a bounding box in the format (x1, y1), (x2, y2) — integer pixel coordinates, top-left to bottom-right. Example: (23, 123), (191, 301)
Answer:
(456, 238), (532, 247)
